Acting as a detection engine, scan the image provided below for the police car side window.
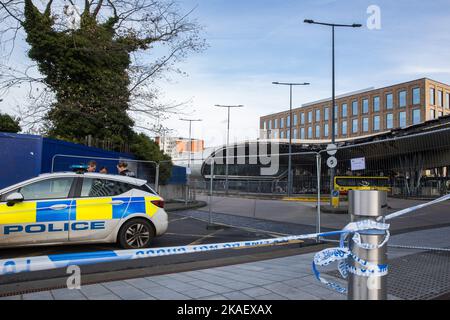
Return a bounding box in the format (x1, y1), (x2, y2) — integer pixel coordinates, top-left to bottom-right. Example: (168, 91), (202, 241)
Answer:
(81, 178), (135, 197)
(18, 178), (74, 201)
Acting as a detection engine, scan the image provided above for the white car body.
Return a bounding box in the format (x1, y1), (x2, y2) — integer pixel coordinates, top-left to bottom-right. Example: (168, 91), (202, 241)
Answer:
(0, 172), (168, 248)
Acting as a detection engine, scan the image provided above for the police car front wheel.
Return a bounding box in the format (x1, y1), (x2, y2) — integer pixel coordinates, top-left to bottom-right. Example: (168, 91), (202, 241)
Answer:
(118, 219), (155, 249)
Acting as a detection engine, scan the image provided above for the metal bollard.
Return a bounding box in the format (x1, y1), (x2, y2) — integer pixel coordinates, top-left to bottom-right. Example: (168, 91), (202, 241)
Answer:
(348, 190), (388, 300)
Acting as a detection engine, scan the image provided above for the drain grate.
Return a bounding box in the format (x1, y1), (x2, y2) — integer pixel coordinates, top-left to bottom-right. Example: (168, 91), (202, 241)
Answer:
(326, 250), (450, 300)
(388, 251), (450, 300)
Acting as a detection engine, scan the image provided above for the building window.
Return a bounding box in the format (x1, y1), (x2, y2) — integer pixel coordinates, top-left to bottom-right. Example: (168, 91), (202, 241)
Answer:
(280, 131), (284, 139)
(352, 119), (358, 133)
(334, 122), (338, 136)
(362, 117), (369, 132)
(430, 88), (435, 105)
(293, 128), (297, 139)
(300, 127), (305, 139)
(315, 125), (320, 138)
(301, 113), (305, 125)
(273, 131), (278, 139)
(342, 103), (348, 117)
(280, 118), (284, 128)
(268, 120), (272, 130)
(399, 90), (406, 107)
(352, 100), (358, 116)
(293, 114), (298, 126)
(446, 93), (450, 109)
(287, 115), (291, 127)
(342, 120), (347, 136)
(287, 130), (290, 139)
(307, 126), (312, 139)
(315, 109), (320, 122)
(308, 111), (312, 123)
(438, 90), (443, 107)
(386, 93), (393, 109)
(412, 109), (421, 125)
(274, 118), (278, 129)
(362, 99), (369, 114)
(324, 107), (329, 121)
(386, 113), (393, 129)
(324, 123), (329, 137)
(412, 87), (420, 105)
(429, 109), (435, 119)
(373, 115), (380, 131)
(334, 105), (338, 119)
(399, 111), (406, 127)
(373, 96), (380, 112)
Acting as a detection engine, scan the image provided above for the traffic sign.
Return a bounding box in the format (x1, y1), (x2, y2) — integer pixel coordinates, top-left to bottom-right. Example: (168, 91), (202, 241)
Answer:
(327, 156), (337, 168)
(326, 143), (337, 156)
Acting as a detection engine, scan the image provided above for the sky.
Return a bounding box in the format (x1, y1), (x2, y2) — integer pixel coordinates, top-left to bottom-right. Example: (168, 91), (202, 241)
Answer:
(2, 0), (450, 149)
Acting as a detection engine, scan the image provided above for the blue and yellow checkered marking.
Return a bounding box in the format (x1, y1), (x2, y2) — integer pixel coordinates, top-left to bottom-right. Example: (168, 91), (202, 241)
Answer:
(36, 200), (75, 222)
(0, 196), (160, 225)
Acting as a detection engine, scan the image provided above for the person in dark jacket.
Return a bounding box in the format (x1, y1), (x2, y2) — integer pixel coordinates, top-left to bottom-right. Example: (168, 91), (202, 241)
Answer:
(117, 161), (135, 177)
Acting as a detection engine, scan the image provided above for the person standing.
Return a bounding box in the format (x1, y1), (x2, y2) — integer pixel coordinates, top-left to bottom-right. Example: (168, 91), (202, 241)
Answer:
(117, 162), (135, 177)
(87, 160), (97, 172)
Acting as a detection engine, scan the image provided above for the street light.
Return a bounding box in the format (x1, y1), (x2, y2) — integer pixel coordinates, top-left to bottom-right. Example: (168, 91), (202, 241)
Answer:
(304, 19), (362, 202)
(272, 81), (310, 197)
(214, 104), (244, 194)
(179, 118), (202, 169)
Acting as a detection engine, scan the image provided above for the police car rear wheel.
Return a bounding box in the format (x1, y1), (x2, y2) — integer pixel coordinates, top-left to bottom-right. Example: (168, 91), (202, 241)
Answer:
(119, 219), (155, 249)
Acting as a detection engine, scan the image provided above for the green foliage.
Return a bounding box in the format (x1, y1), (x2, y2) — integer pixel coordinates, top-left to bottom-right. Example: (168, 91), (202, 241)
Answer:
(0, 113), (21, 133)
(130, 133), (172, 184)
(22, 0), (134, 143)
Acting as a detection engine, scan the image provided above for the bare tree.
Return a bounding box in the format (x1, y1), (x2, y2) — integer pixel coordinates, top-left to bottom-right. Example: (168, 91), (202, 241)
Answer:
(0, 0), (205, 134)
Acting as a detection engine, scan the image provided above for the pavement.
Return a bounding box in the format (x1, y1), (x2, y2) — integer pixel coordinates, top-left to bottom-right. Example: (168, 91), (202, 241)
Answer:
(2, 225), (449, 300)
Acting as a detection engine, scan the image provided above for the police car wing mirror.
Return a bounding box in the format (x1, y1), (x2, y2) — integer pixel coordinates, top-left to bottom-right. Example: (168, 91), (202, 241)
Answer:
(6, 192), (24, 206)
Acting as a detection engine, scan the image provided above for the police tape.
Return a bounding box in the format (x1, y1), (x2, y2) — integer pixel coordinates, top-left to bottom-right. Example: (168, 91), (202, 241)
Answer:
(0, 226), (360, 276)
(312, 220), (390, 294)
(383, 193), (450, 221)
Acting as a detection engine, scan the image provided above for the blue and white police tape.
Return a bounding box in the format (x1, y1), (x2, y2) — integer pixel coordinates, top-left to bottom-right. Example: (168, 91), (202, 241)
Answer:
(312, 220), (390, 294)
(0, 228), (354, 276)
(383, 193), (450, 221)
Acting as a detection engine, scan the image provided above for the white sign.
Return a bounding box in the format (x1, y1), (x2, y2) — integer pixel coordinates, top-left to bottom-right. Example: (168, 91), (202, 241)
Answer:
(186, 167), (192, 175)
(327, 156), (337, 168)
(326, 143), (337, 156)
(351, 157), (366, 171)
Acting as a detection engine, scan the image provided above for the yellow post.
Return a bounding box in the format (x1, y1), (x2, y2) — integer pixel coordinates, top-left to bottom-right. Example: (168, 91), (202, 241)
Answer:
(331, 190), (340, 208)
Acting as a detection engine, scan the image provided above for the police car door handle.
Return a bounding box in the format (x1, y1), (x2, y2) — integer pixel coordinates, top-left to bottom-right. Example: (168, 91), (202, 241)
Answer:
(109, 200), (125, 206)
(49, 204), (69, 210)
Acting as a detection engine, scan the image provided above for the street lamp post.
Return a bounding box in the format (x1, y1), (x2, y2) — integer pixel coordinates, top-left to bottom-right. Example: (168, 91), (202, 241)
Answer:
(272, 82), (310, 197)
(304, 19), (362, 203)
(180, 118), (202, 169)
(214, 104), (244, 194)
(180, 118), (202, 205)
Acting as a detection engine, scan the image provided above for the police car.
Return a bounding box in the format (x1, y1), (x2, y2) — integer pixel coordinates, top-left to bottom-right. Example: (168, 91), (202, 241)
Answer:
(0, 172), (168, 249)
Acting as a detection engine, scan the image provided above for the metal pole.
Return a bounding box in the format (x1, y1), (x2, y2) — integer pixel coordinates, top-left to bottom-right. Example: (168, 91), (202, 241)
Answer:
(348, 190), (388, 300)
(330, 25), (336, 205)
(225, 106), (230, 195)
(288, 84), (293, 197)
(207, 160), (219, 229)
(316, 153), (321, 242)
(155, 164), (160, 194)
(188, 120), (192, 169)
